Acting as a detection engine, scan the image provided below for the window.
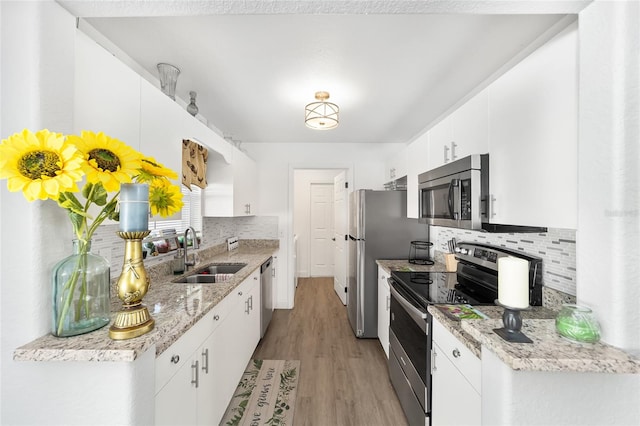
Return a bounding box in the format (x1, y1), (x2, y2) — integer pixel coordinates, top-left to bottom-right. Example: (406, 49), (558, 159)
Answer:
(149, 185), (202, 236)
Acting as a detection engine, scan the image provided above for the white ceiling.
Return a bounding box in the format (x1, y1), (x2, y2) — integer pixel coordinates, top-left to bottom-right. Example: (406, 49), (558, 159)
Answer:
(57, 1), (588, 145)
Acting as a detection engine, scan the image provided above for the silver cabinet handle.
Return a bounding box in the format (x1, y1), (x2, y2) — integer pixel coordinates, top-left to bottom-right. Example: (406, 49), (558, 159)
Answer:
(452, 348), (461, 358)
(191, 360), (199, 388)
(489, 194), (497, 218)
(451, 141), (458, 161)
(431, 348), (437, 373)
(443, 145), (450, 163)
(249, 295), (253, 311)
(245, 299), (250, 315)
(170, 355), (180, 364)
(386, 295), (390, 311)
(202, 348), (209, 374)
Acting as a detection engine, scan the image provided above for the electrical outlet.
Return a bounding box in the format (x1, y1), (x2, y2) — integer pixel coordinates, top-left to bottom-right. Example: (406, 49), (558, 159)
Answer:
(227, 237), (239, 251)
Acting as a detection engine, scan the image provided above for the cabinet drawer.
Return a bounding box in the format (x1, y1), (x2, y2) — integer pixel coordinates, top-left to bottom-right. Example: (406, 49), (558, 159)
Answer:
(432, 319), (481, 394)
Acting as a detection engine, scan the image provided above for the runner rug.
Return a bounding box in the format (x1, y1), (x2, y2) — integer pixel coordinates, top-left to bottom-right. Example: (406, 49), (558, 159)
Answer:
(220, 359), (300, 426)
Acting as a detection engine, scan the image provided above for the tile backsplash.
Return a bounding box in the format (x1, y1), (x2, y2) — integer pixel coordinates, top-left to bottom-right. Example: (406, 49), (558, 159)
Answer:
(433, 226), (577, 298)
(91, 216), (279, 278)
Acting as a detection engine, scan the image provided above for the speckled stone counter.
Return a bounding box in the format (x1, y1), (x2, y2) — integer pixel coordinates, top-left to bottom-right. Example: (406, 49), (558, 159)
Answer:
(13, 243), (278, 363)
(461, 317), (640, 374)
(376, 259), (448, 273)
(428, 305), (556, 358)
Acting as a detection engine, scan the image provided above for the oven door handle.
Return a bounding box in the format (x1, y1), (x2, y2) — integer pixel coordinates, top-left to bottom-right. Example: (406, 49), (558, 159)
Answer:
(389, 283), (428, 322)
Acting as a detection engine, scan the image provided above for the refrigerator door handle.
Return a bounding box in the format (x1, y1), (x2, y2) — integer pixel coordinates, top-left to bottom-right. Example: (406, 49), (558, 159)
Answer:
(356, 239), (366, 337)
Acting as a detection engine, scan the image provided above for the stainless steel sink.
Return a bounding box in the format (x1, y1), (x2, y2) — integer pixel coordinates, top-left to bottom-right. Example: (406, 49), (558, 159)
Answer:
(172, 263), (247, 284)
(195, 263), (247, 275)
(175, 274), (218, 284)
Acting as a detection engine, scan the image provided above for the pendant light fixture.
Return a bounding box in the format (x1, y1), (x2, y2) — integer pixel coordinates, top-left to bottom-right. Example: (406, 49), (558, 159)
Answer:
(305, 91), (339, 130)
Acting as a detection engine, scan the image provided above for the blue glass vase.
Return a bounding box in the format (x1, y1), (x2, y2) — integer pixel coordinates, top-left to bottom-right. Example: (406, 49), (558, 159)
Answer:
(52, 239), (111, 337)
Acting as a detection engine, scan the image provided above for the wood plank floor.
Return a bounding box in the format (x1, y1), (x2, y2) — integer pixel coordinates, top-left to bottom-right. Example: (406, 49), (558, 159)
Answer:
(252, 277), (409, 426)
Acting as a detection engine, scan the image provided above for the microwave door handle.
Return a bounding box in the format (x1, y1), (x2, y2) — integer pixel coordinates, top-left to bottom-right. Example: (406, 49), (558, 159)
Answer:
(448, 179), (460, 220)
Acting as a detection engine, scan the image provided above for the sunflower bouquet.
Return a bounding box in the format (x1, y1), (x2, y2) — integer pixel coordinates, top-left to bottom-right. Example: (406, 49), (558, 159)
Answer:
(0, 129), (184, 336)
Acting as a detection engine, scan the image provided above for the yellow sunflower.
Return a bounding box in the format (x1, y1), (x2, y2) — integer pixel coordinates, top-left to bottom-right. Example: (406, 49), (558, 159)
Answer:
(137, 156), (178, 182)
(149, 179), (184, 217)
(0, 129), (85, 201)
(68, 131), (143, 192)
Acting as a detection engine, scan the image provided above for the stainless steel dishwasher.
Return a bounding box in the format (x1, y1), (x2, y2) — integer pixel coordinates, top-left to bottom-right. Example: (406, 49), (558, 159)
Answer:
(260, 257), (273, 338)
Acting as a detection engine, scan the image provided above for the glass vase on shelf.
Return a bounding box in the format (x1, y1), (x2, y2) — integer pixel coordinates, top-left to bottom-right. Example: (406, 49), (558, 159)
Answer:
(51, 239), (110, 337)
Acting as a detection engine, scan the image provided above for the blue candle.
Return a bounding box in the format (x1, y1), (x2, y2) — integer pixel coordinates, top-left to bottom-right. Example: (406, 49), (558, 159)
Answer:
(119, 183), (149, 232)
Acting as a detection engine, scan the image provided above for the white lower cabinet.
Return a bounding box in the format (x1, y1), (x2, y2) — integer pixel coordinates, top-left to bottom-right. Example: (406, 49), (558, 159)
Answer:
(377, 266), (390, 358)
(210, 270), (261, 422)
(154, 270), (261, 426)
(431, 319), (481, 426)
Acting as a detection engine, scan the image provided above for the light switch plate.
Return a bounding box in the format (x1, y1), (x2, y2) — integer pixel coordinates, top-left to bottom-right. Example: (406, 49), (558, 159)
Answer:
(227, 236), (239, 251)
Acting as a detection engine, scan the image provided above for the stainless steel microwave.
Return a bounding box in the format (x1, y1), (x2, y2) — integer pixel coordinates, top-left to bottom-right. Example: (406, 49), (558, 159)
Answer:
(418, 154), (489, 230)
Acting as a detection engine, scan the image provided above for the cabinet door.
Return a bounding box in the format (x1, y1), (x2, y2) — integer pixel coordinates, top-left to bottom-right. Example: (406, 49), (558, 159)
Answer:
(428, 116), (454, 170)
(431, 341), (481, 426)
(406, 133), (429, 218)
(451, 89), (489, 161)
(155, 356), (198, 426)
(196, 331), (217, 425)
(386, 148), (408, 183)
(488, 25), (577, 229)
(139, 78), (186, 221)
(377, 266), (390, 358)
(233, 150), (258, 216)
(209, 271), (261, 423)
(74, 31), (140, 149)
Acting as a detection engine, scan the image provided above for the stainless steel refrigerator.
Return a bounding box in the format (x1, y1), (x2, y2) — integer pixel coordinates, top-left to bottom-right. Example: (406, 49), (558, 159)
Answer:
(348, 189), (429, 338)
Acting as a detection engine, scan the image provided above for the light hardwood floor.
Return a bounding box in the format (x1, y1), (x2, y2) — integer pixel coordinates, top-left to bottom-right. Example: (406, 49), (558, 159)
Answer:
(252, 277), (409, 426)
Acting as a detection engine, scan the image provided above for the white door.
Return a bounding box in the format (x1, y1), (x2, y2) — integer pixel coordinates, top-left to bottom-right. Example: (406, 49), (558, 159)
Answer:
(333, 171), (348, 305)
(309, 183), (334, 277)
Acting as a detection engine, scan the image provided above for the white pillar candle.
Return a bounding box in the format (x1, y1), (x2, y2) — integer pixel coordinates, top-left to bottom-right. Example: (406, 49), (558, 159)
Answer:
(119, 183), (149, 232)
(497, 256), (529, 309)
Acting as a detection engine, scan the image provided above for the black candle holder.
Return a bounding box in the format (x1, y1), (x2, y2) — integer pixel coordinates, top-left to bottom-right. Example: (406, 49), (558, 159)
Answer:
(493, 299), (533, 344)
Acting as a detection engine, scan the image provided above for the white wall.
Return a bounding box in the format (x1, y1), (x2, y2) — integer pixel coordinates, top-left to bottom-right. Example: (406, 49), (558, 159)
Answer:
(578, 0), (640, 356)
(0, 3), (154, 424)
(293, 169), (343, 278)
(243, 142), (400, 308)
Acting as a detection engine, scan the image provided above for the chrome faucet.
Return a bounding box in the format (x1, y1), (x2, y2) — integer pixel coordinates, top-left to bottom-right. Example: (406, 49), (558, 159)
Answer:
(184, 226), (199, 269)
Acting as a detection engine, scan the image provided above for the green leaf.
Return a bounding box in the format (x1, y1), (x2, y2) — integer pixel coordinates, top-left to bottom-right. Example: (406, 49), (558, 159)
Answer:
(92, 183), (108, 206)
(68, 211), (83, 232)
(58, 192), (83, 212)
(81, 182), (94, 199)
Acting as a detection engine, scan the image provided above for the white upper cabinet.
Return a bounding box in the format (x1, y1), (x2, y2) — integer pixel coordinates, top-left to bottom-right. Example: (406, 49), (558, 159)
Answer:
(428, 90), (489, 171)
(406, 132), (429, 218)
(487, 23), (578, 229)
(385, 148), (408, 183)
(139, 78), (188, 221)
(201, 148), (259, 217)
(74, 30), (140, 149)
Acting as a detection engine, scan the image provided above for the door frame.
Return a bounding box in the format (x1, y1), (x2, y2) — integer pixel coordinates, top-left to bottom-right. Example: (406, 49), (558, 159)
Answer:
(288, 164), (354, 308)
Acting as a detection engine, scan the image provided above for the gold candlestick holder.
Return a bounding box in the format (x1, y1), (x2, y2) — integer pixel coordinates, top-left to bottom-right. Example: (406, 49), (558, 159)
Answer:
(109, 230), (155, 340)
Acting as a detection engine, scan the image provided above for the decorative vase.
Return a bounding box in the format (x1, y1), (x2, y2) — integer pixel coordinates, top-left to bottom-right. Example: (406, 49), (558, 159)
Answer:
(157, 63), (180, 100)
(187, 91), (199, 116)
(52, 239), (111, 337)
(555, 304), (601, 343)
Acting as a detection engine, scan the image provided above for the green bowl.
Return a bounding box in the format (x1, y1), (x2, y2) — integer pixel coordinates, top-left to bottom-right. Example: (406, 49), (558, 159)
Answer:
(555, 304), (601, 343)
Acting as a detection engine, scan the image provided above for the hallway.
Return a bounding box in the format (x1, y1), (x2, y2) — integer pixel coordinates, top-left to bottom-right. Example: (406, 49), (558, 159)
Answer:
(252, 277), (408, 426)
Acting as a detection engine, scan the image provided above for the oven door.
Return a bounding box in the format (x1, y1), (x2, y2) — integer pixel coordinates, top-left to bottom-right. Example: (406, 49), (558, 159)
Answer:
(389, 283), (431, 416)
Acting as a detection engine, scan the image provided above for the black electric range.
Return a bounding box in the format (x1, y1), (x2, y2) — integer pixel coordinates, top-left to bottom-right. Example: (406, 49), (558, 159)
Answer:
(390, 241), (544, 311)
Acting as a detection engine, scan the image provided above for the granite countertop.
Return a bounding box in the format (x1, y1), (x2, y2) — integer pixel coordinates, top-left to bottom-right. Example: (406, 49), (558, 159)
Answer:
(462, 317), (640, 374)
(429, 304), (640, 374)
(428, 305), (556, 358)
(13, 244), (278, 363)
(376, 259), (449, 273)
